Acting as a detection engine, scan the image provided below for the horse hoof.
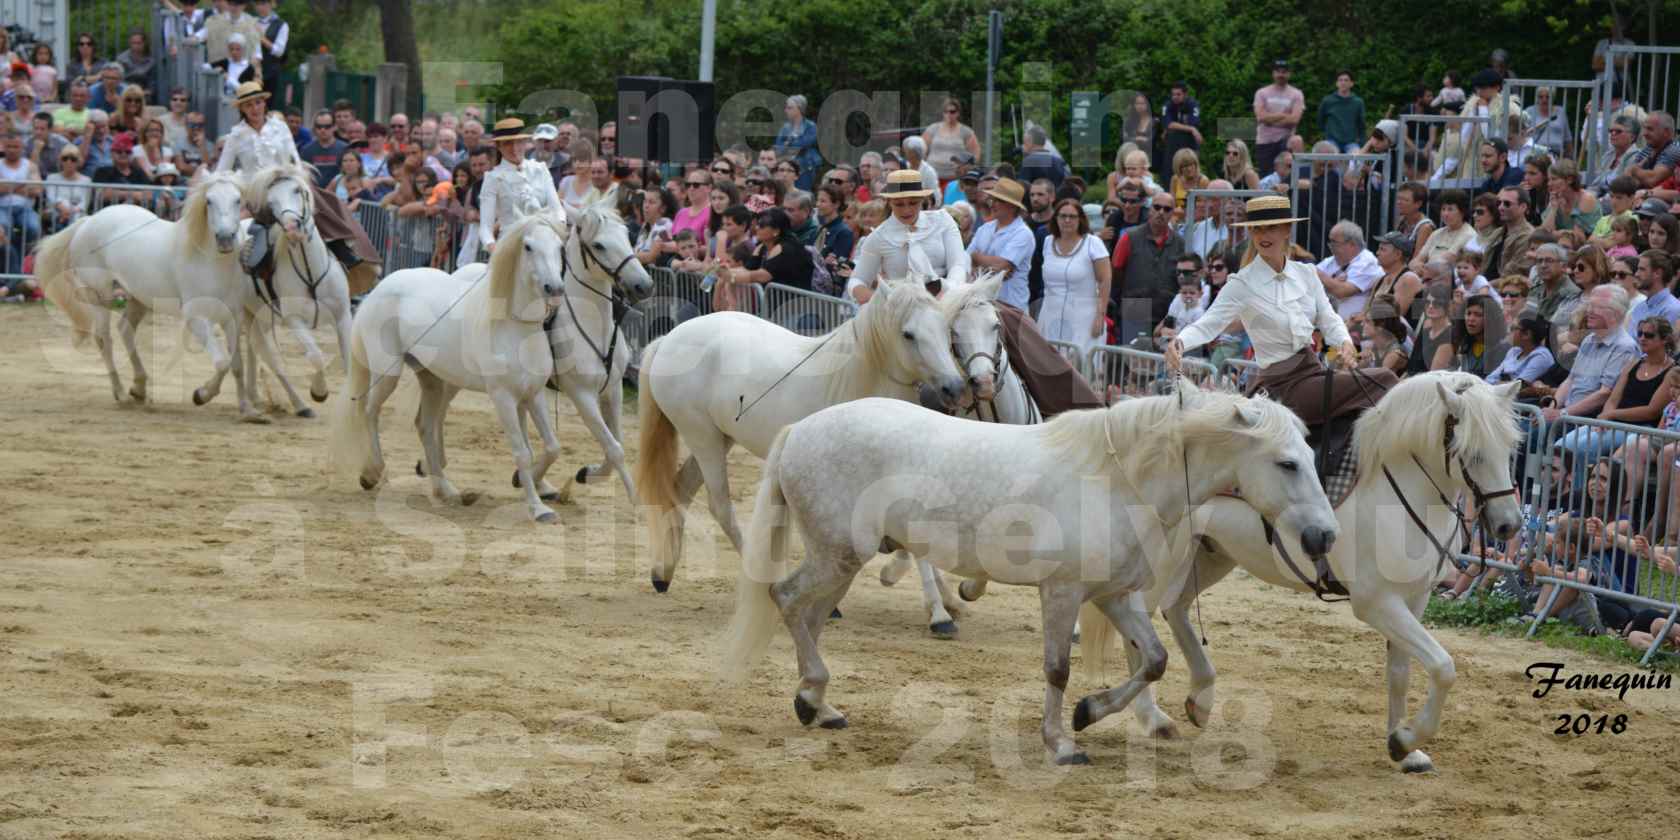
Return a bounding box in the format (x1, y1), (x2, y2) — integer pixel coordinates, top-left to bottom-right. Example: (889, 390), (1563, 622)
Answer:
(416, 460), (426, 477)
(651, 573), (670, 594)
(829, 607), (843, 620)
(929, 620), (958, 640)
(510, 470), (521, 488)
(1185, 697), (1209, 729)
(310, 387), (328, 403)
(536, 511), (558, 524)
(239, 413), (272, 425)
(296, 407), (316, 419)
(818, 715), (848, 730)
(794, 695), (818, 726)
(359, 476), (378, 491)
(1054, 751), (1091, 766)
(1387, 730), (1413, 763)
(1400, 751), (1435, 774)
(128, 387), (145, 402)
(459, 491), (480, 507)
(1149, 721), (1181, 740)
(539, 490), (562, 502)
(1072, 698), (1093, 732)
(192, 388), (208, 406)
(958, 581), (983, 602)
(575, 466), (589, 484)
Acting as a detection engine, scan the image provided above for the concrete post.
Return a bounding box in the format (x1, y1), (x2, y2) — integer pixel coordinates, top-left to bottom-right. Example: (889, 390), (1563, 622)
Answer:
(304, 52), (336, 118)
(375, 63), (408, 123)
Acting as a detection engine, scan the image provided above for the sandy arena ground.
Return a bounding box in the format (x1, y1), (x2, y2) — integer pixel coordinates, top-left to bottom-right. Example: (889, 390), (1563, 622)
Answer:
(4, 304), (1679, 839)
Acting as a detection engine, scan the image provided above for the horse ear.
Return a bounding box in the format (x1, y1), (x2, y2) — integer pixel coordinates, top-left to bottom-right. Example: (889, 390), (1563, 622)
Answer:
(1494, 379), (1521, 403)
(976, 270), (1003, 301)
(1231, 402), (1260, 428)
(1435, 379), (1465, 417)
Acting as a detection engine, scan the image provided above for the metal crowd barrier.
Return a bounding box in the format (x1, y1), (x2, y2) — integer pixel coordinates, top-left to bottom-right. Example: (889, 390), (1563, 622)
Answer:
(1396, 114), (1493, 208)
(1087, 344), (1217, 401)
(623, 266), (770, 376)
(1181, 188), (1270, 257)
(1289, 152), (1392, 260)
(763, 281), (858, 337)
(1449, 407), (1680, 666)
(1600, 45), (1680, 137)
(0, 179), (191, 283)
(1217, 356), (1259, 393)
(1502, 78), (1600, 176)
(1045, 339), (1086, 379)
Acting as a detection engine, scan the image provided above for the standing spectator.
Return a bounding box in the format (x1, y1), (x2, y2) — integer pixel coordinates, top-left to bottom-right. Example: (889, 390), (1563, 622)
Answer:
(772, 95), (819, 191)
(813, 182), (853, 271)
(1121, 93), (1160, 173)
(1316, 220), (1383, 323)
(161, 0), (208, 57)
(204, 0), (264, 65)
(1525, 86), (1572, 157)
(0, 29), (16, 67)
(252, 0), (287, 102)
(583, 156), (616, 208)
(1629, 251), (1680, 335)
(28, 43), (57, 103)
(66, 33), (101, 90)
(1457, 69), (1521, 182)
(1592, 115), (1642, 196)
(210, 34), (253, 96)
(968, 178), (1034, 309)
(556, 138), (594, 213)
(1103, 178), (1146, 247)
(670, 167), (711, 242)
(1252, 59), (1303, 173)
(328, 149), (374, 211)
(1110, 191), (1184, 344)
(1161, 81), (1202, 172)
(1400, 82), (1439, 156)
(730, 207), (813, 291)
(634, 185), (678, 266)
(298, 110), (346, 187)
(114, 30), (153, 89)
(901, 135), (941, 207)
(597, 120), (616, 158)
(923, 97), (981, 186)
(1019, 125), (1068, 189)
(1628, 112), (1679, 199)
(782, 189), (819, 246)
(1037, 197), (1111, 355)
(0, 132), (42, 274)
(1318, 70), (1366, 153)
(331, 99), (356, 135)
(45, 144), (92, 229)
(458, 119), (483, 156)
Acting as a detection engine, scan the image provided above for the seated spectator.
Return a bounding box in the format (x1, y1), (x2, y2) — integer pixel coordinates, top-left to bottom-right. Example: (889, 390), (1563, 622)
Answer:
(108, 85), (147, 136)
(1590, 175), (1639, 250)
(1391, 181), (1436, 257)
(1541, 159), (1602, 236)
(1362, 230), (1423, 328)
(729, 207), (813, 291)
(1453, 250), (1492, 300)
(1616, 366), (1680, 539)
(329, 149), (374, 211)
(91, 132), (151, 206)
(1551, 295), (1658, 488)
(1361, 294), (1412, 377)
(1407, 284), (1457, 373)
(88, 62), (124, 112)
(0, 131), (43, 276)
(1520, 153), (1552, 226)
(1530, 457), (1638, 625)
(1605, 215), (1641, 260)
(634, 186), (678, 267)
(1486, 313), (1554, 391)
(135, 118), (172, 178)
(1647, 212), (1678, 256)
(158, 87), (191, 152)
(65, 32), (101, 92)
(1257, 149), (1293, 193)
(1571, 244), (1613, 293)
(115, 30), (153, 88)
(1455, 293), (1508, 376)
(26, 112), (67, 176)
(1317, 219), (1383, 325)
(1220, 139), (1261, 190)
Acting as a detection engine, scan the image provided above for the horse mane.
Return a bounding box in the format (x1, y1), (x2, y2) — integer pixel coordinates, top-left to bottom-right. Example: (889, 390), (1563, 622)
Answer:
(825, 278), (941, 403)
(1354, 371), (1520, 481)
(181, 171), (241, 252)
(936, 270), (1005, 322)
(470, 213), (566, 334)
(1042, 386), (1306, 479)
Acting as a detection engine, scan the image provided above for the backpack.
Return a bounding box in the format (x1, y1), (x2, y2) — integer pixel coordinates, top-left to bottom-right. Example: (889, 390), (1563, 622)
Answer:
(808, 229), (839, 297)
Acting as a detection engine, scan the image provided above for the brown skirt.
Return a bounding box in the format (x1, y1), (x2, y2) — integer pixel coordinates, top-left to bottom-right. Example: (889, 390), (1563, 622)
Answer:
(309, 184), (382, 294)
(996, 302), (1105, 419)
(1250, 347), (1397, 426)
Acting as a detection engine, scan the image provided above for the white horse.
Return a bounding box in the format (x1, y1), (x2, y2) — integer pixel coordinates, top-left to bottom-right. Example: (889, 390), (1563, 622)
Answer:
(507, 202), (653, 503)
(235, 166), (355, 417)
(723, 387), (1339, 765)
(328, 214), (569, 521)
(1080, 372), (1523, 773)
(38, 172), (257, 418)
(636, 277), (968, 593)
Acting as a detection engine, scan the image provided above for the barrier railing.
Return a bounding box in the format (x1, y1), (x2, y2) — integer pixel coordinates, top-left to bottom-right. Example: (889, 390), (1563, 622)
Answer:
(1290, 153), (1392, 260)
(1502, 78), (1600, 176)
(1181, 188), (1269, 258)
(1600, 45), (1680, 137)
(763, 281), (858, 337)
(1395, 114), (1493, 204)
(1217, 356), (1259, 394)
(0, 178), (192, 282)
(1087, 344), (1217, 401)
(1045, 339), (1086, 379)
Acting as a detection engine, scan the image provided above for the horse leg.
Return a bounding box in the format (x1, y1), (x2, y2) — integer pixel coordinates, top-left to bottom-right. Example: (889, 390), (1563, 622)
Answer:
(490, 389), (555, 522)
(523, 393), (566, 503)
(285, 314), (331, 402)
(689, 432), (744, 554)
(652, 456), (704, 592)
(775, 539), (861, 730)
(915, 556), (959, 639)
(92, 297), (123, 403)
(556, 385), (629, 505)
(1070, 592), (1168, 742)
(357, 370), (402, 490)
(117, 297), (149, 402)
(1155, 552), (1236, 734)
(223, 313), (268, 424)
(1356, 592), (1452, 773)
(601, 377), (636, 502)
(249, 313), (313, 416)
(184, 314), (232, 408)
(1037, 582), (1089, 765)
(331, 294), (353, 377)
(879, 551), (911, 586)
(413, 370), (470, 505)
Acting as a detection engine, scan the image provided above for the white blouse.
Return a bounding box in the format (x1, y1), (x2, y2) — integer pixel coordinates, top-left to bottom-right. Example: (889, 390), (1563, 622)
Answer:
(215, 114), (300, 174)
(478, 157), (565, 251)
(846, 210), (970, 297)
(1175, 257), (1352, 366)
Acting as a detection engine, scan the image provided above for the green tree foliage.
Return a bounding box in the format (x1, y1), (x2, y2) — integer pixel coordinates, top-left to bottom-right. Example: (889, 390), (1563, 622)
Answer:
(478, 0), (1619, 170)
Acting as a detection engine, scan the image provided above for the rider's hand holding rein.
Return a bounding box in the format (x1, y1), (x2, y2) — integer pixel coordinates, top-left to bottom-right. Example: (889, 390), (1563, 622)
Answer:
(1164, 337), (1184, 372)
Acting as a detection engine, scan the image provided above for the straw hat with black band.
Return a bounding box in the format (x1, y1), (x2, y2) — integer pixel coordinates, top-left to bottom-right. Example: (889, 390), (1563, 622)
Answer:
(490, 117), (532, 144)
(234, 80), (269, 106)
(879, 168), (933, 201)
(1230, 194), (1307, 227)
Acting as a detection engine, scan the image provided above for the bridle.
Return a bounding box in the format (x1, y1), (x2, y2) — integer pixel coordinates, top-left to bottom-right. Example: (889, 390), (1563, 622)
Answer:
(249, 175), (328, 328)
(951, 303), (1008, 422)
(554, 218), (637, 395)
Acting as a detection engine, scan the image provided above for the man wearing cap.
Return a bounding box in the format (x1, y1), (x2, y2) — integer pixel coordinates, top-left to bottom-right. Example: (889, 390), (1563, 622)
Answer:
(1167, 194), (1398, 430)
(1252, 59), (1304, 174)
(1629, 111), (1679, 203)
(939, 154), (977, 207)
(1635, 197), (1673, 241)
(92, 132), (152, 207)
(478, 117), (563, 254)
(968, 178), (1036, 311)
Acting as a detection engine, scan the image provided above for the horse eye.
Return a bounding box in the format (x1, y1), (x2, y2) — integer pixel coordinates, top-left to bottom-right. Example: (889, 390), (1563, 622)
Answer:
(902, 331), (916, 342)
(524, 242), (532, 252)
(1277, 460), (1299, 473)
(593, 242), (605, 250)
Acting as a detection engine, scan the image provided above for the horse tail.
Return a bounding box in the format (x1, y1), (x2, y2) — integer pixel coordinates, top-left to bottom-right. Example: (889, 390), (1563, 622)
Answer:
(1079, 601), (1116, 683)
(636, 337), (688, 586)
(36, 219), (98, 348)
(721, 424), (795, 682)
(327, 325), (375, 484)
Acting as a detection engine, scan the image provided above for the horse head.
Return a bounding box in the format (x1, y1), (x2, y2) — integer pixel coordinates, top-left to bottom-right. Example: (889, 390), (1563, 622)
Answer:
(940, 270), (1005, 402)
(871, 277), (966, 409)
(245, 166), (315, 245)
(192, 173), (245, 253)
(489, 214), (568, 322)
(1197, 391), (1341, 558)
(571, 202), (653, 303)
